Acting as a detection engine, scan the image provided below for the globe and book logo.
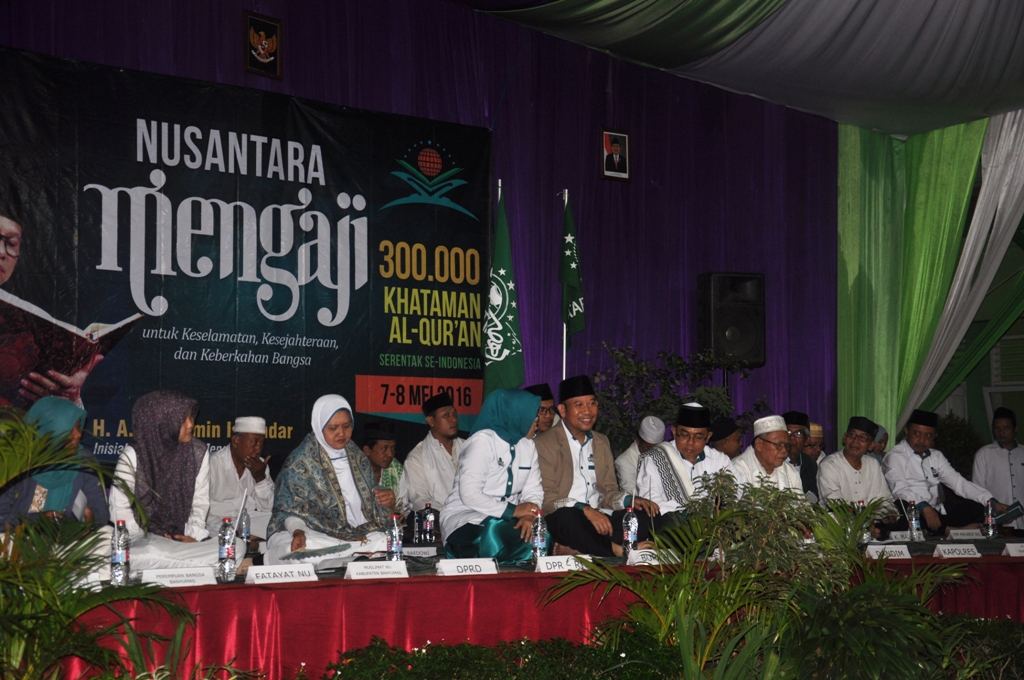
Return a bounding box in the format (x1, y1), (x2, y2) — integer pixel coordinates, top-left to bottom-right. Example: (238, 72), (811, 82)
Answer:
(381, 141), (478, 220)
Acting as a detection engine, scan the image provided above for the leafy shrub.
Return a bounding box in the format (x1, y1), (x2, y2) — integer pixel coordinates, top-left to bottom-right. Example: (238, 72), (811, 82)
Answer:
(591, 344), (768, 452)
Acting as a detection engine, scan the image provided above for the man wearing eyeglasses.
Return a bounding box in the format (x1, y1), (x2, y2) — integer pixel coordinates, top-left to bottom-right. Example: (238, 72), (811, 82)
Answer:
(636, 404), (728, 527)
(803, 423), (825, 463)
(782, 411), (819, 503)
(729, 415), (803, 494)
(817, 417), (894, 514)
(883, 408), (1007, 535)
(524, 383), (557, 435)
(0, 214), (21, 285)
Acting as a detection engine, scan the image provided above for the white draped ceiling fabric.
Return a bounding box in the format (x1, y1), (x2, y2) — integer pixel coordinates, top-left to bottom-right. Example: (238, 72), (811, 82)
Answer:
(675, 0), (1024, 137)
(897, 110), (1024, 429)
(482, 0), (1024, 136)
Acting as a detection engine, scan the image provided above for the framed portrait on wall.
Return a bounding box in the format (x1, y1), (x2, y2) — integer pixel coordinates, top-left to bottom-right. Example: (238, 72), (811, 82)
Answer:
(244, 11), (282, 79)
(601, 129), (629, 181)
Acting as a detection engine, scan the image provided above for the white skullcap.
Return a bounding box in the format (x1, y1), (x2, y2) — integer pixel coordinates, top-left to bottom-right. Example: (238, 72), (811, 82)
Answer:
(752, 415), (786, 438)
(233, 417), (267, 435)
(638, 416), (666, 445)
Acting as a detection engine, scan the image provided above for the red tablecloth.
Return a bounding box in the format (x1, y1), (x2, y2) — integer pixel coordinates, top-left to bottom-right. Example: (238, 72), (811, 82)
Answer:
(69, 571), (632, 679)
(912, 557), (1024, 620)
(67, 558), (1024, 679)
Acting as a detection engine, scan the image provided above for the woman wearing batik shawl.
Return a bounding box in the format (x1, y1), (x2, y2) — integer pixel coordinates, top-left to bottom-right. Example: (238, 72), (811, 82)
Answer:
(265, 394), (390, 565)
(440, 388), (544, 564)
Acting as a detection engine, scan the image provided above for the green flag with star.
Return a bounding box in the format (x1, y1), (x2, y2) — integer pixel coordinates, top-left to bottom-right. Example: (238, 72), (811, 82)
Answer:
(482, 192), (525, 397)
(560, 197), (585, 347)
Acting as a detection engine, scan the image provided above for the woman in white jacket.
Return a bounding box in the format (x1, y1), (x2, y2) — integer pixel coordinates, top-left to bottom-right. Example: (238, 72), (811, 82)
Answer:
(441, 388), (543, 563)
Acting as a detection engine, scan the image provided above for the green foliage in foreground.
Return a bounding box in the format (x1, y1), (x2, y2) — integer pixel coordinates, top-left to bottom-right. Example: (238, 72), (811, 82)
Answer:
(322, 616), (1024, 680)
(547, 473), (978, 680)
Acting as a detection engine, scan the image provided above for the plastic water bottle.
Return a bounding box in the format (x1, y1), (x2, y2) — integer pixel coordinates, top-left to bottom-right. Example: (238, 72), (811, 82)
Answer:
(908, 500), (923, 542)
(411, 509), (422, 544)
(858, 500), (871, 544)
(622, 506), (638, 557)
(110, 520), (130, 586)
(238, 507), (251, 546)
(421, 503), (436, 544)
(531, 508), (547, 562)
(216, 517), (237, 583)
(984, 499), (997, 539)
(387, 514), (403, 561)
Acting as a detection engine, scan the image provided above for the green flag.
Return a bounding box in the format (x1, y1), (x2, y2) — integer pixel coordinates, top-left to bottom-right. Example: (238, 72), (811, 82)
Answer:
(482, 192), (525, 397)
(560, 197), (585, 347)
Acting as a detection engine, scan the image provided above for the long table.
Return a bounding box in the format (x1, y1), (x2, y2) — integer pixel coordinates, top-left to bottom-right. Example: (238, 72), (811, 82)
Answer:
(69, 557), (1024, 680)
(71, 570), (630, 679)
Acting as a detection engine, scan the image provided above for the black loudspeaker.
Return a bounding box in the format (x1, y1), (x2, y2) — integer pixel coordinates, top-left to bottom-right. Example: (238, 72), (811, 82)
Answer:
(696, 272), (765, 368)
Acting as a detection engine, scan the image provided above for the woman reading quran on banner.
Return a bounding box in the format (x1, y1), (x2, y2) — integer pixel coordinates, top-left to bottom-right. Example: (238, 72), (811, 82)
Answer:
(441, 388), (543, 564)
(265, 394), (391, 565)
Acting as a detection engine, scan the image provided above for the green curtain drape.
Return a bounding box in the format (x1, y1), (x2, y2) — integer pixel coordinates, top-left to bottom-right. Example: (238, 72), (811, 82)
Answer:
(837, 119), (986, 441)
(489, 0), (788, 68)
(922, 267), (1024, 412)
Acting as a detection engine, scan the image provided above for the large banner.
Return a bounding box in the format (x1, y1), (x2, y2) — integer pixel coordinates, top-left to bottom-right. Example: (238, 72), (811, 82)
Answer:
(0, 48), (490, 462)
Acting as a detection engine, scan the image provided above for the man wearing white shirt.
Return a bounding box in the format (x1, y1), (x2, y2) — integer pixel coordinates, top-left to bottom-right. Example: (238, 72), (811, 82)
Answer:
(884, 408), (1006, 535)
(404, 392), (465, 514)
(972, 407), (1024, 531)
(817, 417), (894, 519)
(206, 417), (274, 544)
(535, 375), (659, 556)
(729, 415), (804, 494)
(637, 403), (729, 528)
(615, 415), (666, 495)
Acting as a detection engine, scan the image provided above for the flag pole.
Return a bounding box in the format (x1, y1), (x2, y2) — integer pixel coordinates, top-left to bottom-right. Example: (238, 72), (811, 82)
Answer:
(562, 188), (568, 380)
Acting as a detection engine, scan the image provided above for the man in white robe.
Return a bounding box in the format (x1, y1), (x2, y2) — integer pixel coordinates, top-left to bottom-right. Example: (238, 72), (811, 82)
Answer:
(206, 417), (274, 545)
(817, 416), (893, 510)
(972, 407), (1024, 531)
(637, 404), (728, 528)
(729, 415), (803, 494)
(404, 392), (465, 514)
(615, 415), (665, 495)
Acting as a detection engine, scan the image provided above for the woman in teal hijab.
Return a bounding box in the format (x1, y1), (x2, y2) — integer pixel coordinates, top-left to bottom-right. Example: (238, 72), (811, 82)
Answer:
(0, 397), (109, 527)
(439, 389), (544, 563)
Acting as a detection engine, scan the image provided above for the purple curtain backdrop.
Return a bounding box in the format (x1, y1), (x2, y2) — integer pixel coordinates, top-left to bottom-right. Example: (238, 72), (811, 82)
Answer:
(0, 0), (838, 437)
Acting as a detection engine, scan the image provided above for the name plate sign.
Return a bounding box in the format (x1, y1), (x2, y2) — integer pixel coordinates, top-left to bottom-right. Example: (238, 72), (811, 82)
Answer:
(933, 544), (982, 559)
(889, 531), (911, 542)
(947, 529), (984, 540)
(436, 558), (497, 576)
(245, 563), (318, 584)
(1002, 543), (1024, 557)
(404, 547), (437, 558)
(143, 568), (217, 587)
(535, 555), (588, 573)
(344, 561), (409, 580)
(866, 545), (911, 560)
(627, 549), (660, 566)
